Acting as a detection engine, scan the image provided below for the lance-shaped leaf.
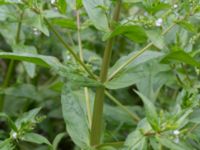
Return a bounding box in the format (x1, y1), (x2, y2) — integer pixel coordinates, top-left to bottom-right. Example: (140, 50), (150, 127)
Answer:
(157, 136), (189, 150)
(105, 51), (164, 89)
(52, 133), (67, 150)
(135, 91), (160, 131)
(0, 52), (62, 69)
(107, 25), (147, 43)
(82, 0), (109, 31)
(161, 51), (200, 67)
(177, 20), (197, 33)
(61, 85), (90, 148)
(22, 133), (51, 146)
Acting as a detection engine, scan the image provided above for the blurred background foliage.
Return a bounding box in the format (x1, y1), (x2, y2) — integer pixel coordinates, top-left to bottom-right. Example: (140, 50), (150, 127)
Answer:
(0, 0), (200, 149)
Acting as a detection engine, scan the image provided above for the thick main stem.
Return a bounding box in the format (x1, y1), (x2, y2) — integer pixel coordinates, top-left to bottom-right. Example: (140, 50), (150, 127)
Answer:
(90, 40), (114, 146)
(90, 0), (121, 146)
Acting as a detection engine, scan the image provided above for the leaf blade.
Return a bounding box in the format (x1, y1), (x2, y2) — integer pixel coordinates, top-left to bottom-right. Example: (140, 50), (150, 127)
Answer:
(135, 91), (159, 131)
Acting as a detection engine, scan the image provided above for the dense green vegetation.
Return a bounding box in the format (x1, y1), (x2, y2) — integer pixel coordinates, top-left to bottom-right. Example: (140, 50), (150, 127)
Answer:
(1, 0), (200, 149)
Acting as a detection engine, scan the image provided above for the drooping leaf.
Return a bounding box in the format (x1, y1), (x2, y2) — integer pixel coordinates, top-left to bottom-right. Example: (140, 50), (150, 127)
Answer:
(22, 133), (51, 146)
(51, 18), (76, 29)
(108, 25), (147, 43)
(135, 91), (159, 131)
(0, 52), (62, 69)
(82, 0), (109, 31)
(61, 84), (90, 148)
(177, 20), (197, 33)
(0, 0), (21, 4)
(161, 51), (200, 67)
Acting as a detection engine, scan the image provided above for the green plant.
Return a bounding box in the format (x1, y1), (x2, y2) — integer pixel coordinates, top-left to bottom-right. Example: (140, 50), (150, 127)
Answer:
(1, 0), (200, 149)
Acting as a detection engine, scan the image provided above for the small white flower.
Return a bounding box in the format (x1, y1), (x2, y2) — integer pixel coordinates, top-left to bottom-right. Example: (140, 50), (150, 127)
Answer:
(12, 132), (17, 139)
(155, 18), (163, 27)
(173, 4), (178, 9)
(33, 28), (41, 36)
(173, 130), (180, 135)
(51, 0), (56, 4)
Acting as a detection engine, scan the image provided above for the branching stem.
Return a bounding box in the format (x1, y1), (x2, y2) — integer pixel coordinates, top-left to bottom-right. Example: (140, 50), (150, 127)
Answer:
(90, 0), (122, 146)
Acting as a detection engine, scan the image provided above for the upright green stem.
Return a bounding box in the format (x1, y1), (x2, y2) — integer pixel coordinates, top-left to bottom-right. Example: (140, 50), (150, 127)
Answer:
(43, 15), (139, 122)
(44, 17), (140, 123)
(76, 10), (83, 60)
(90, 0), (122, 146)
(0, 11), (24, 111)
(76, 9), (92, 128)
(16, 11), (24, 44)
(2, 60), (14, 89)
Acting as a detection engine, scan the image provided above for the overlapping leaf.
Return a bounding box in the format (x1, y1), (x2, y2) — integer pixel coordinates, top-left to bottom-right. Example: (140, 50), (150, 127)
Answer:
(61, 85), (90, 149)
(106, 51), (164, 89)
